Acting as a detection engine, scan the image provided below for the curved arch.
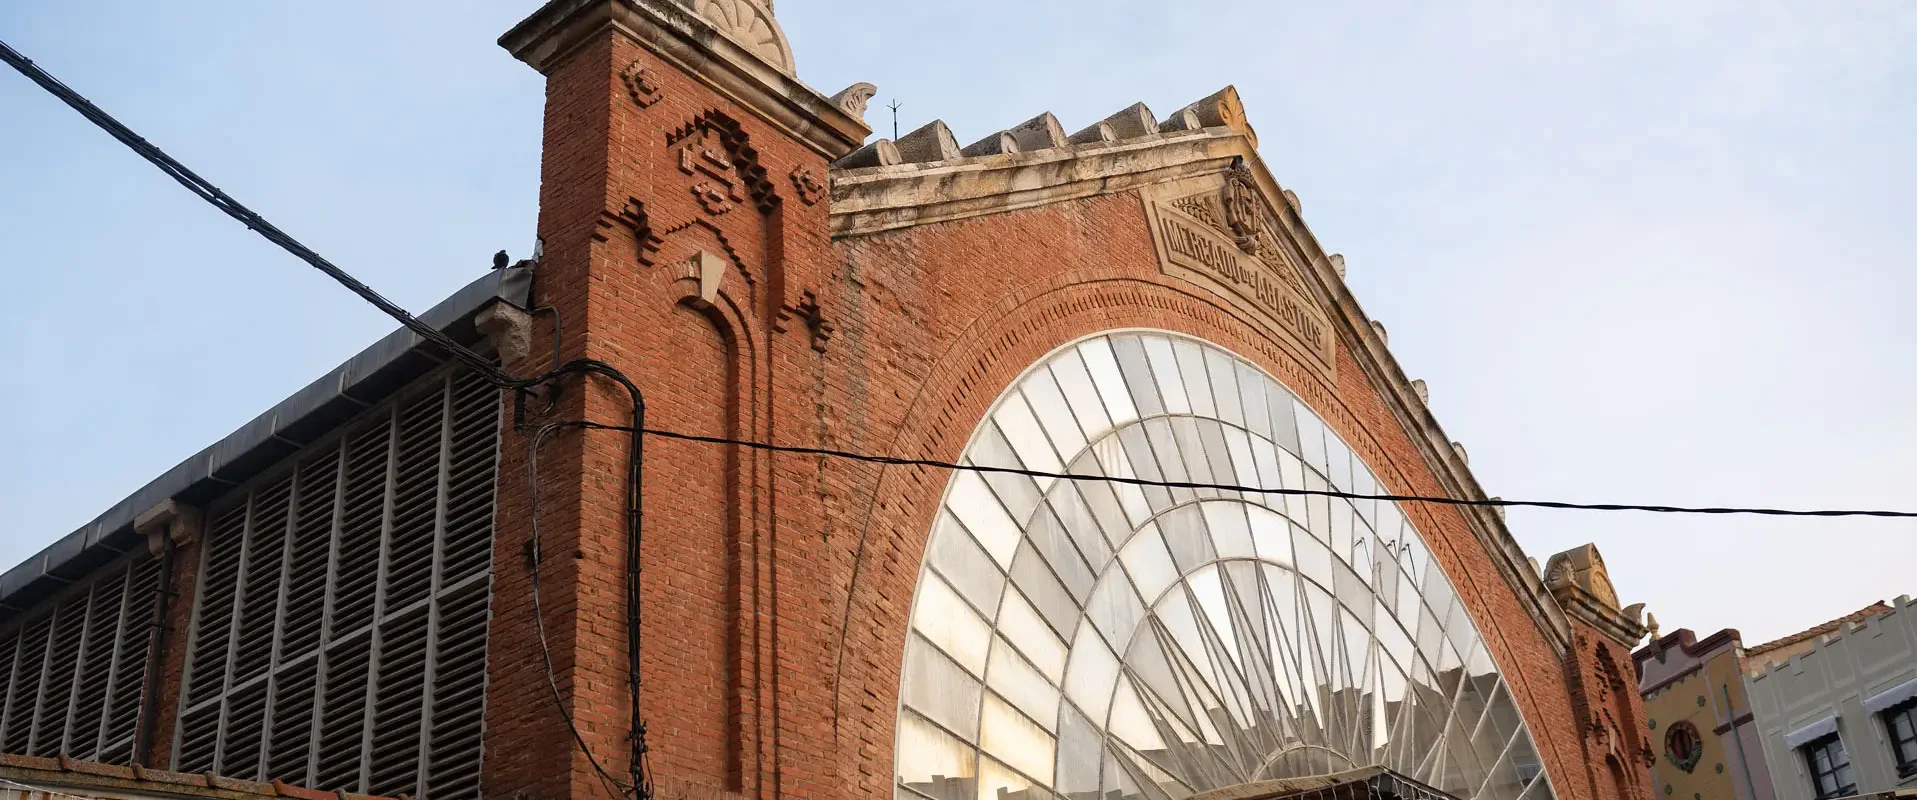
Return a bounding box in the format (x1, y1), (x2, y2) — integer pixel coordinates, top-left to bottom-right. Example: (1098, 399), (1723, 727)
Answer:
(891, 331), (1556, 800)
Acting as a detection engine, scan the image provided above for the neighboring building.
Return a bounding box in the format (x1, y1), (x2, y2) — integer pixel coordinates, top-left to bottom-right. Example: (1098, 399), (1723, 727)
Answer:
(0, 2), (1662, 799)
(1634, 627), (1775, 800)
(1747, 597), (1917, 800)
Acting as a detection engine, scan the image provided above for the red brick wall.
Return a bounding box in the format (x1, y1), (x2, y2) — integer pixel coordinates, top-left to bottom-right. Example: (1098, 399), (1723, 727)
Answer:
(490, 21), (1622, 800)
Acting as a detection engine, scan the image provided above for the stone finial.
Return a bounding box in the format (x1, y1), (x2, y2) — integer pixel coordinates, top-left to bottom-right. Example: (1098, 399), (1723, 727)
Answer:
(1159, 107), (1204, 133)
(895, 120), (963, 163)
(1068, 121), (1118, 145)
(1370, 320), (1388, 344)
(1174, 86), (1257, 146)
(1646, 612), (1660, 640)
(831, 82), (878, 123)
(1101, 102), (1159, 138)
(1452, 441), (1469, 465)
(1489, 498), (1505, 520)
(1411, 379), (1429, 404)
(1329, 253), (1347, 279)
(962, 131), (1022, 157)
(691, 0), (795, 74)
(836, 138), (902, 169)
(1283, 189), (1301, 213)
(1008, 112), (1069, 151)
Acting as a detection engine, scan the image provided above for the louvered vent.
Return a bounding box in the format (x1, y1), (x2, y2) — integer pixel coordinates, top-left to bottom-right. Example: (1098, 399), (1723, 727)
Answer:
(0, 553), (162, 764)
(173, 367), (500, 798)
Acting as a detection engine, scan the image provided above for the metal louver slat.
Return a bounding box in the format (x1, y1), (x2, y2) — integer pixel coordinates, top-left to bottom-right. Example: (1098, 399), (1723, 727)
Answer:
(27, 595), (88, 757)
(367, 605), (431, 797)
(98, 557), (162, 765)
(3, 617), (52, 752)
(0, 629), (18, 743)
(232, 477), (294, 686)
(171, 366), (499, 795)
(382, 392), (445, 615)
(424, 580), (491, 799)
(313, 632), (372, 792)
(183, 506), (248, 707)
(64, 568), (125, 759)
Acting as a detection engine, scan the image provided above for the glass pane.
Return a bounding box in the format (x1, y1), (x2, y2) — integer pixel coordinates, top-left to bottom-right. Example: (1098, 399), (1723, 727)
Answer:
(1293, 526), (1334, 591)
(995, 392), (1065, 484)
(1266, 383), (1300, 457)
(1158, 505), (1217, 574)
(929, 511), (1006, 618)
(905, 634), (985, 740)
(998, 587), (1068, 682)
(1110, 335), (1165, 419)
(1171, 339), (1216, 419)
(1011, 541), (1082, 641)
(1088, 438), (1154, 528)
(971, 422), (1044, 527)
(1026, 505), (1096, 603)
(898, 711), (977, 800)
(978, 747), (1051, 800)
(1292, 402), (1328, 476)
(1168, 416), (1220, 500)
(1204, 349), (1243, 428)
(1141, 336), (1191, 415)
(1246, 506), (1291, 566)
(1120, 525), (1180, 604)
(1201, 502), (1256, 559)
(1085, 570), (1146, 654)
(948, 470), (1021, 569)
(1021, 366), (1089, 460)
(1049, 350), (1115, 443)
(1235, 361), (1269, 439)
(1078, 338), (1139, 428)
(987, 636), (1060, 734)
(1063, 624), (1122, 724)
(1219, 425), (1263, 495)
(1055, 701), (1103, 797)
(1048, 488), (1114, 573)
(914, 572), (993, 676)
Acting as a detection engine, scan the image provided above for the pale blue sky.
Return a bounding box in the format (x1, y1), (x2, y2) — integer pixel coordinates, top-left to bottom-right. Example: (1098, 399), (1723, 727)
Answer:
(3, 1), (1912, 645)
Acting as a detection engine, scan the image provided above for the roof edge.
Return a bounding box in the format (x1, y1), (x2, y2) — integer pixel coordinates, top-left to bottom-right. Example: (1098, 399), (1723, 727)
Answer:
(0, 267), (530, 611)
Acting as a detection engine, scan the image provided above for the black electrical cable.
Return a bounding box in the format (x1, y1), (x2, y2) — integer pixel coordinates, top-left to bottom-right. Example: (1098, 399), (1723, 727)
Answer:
(2, 39), (658, 799)
(617, 424), (1917, 519)
(528, 421), (643, 800)
(11, 31), (1917, 800)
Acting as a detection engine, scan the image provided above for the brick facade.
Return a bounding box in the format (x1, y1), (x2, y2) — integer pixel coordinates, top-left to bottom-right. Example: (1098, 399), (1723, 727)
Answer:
(0, 3), (1653, 800)
(471, 3), (1657, 800)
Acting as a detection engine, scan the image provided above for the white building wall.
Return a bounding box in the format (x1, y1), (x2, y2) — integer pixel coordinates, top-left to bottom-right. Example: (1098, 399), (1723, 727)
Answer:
(1748, 595), (1917, 800)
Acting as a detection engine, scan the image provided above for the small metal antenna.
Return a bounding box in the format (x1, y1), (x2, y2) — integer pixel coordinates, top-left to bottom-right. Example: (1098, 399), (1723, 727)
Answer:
(887, 99), (902, 140)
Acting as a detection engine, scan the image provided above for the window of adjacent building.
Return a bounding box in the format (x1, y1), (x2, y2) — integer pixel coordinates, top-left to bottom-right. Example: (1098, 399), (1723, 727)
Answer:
(1802, 734), (1856, 800)
(171, 367), (499, 799)
(1664, 720), (1702, 773)
(1887, 699), (1917, 777)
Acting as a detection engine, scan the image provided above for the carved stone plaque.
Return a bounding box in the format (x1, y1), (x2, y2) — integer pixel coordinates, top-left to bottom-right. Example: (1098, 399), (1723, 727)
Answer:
(1142, 177), (1336, 379)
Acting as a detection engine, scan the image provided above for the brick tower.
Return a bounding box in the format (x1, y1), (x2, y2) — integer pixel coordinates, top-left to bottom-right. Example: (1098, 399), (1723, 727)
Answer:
(490, 2), (867, 800)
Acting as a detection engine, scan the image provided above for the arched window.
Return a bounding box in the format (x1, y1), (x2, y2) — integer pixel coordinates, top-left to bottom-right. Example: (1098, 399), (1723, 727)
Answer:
(894, 332), (1554, 800)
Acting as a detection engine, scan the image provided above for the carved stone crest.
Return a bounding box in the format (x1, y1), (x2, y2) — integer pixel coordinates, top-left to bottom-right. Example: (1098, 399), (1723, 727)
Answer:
(1224, 158), (1262, 252)
(1141, 171), (1336, 380)
(622, 60), (662, 109)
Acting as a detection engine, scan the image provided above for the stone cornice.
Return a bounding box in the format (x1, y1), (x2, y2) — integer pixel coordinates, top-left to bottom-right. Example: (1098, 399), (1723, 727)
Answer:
(500, 0), (868, 160)
(1555, 582), (1650, 647)
(830, 124), (1576, 654)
